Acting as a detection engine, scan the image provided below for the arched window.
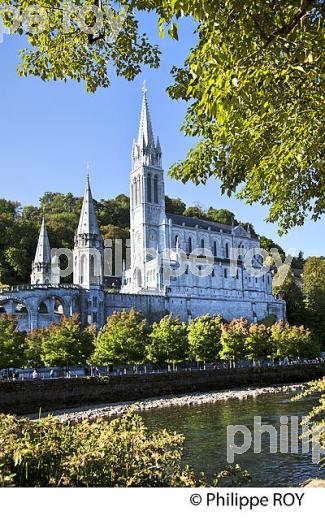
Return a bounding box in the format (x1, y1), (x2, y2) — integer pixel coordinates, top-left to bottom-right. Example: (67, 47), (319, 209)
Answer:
(225, 242), (230, 258)
(38, 302), (48, 314)
(213, 241), (217, 257)
(90, 255), (95, 278)
(212, 269), (215, 277)
(188, 237), (192, 254)
(200, 238), (205, 249)
(224, 268), (228, 278)
(54, 298), (64, 315)
(80, 255), (87, 285)
(134, 180), (138, 206)
(147, 174), (152, 203)
(137, 177), (141, 204)
(154, 176), (159, 203)
(175, 235), (179, 248)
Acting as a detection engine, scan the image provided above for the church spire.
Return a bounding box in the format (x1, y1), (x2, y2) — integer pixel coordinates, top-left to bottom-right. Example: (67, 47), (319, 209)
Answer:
(77, 175), (101, 237)
(132, 81), (162, 169)
(138, 81), (155, 148)
(31, 217), (54, 285)
(34, 217), (51, 265)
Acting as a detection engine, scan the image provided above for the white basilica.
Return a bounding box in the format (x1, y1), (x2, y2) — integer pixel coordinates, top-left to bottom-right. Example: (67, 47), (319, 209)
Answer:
(0, 85), (286, 331)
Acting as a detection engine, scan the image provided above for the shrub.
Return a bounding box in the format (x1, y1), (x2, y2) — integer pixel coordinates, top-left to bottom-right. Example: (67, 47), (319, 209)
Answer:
(0, 409), (197, 487)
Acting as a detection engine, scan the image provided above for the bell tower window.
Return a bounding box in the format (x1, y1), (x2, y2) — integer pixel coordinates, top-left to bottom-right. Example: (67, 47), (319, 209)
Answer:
(147, 175), (152, 203)
(154, 175), (159, 203)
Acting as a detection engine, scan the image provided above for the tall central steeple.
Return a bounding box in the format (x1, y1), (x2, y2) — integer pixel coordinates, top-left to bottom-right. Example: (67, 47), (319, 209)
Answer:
(137, 80), (155, 148)
(124, 82), (167, 293)
(132, 81), (162, 169)
(73, 174), (103, 288)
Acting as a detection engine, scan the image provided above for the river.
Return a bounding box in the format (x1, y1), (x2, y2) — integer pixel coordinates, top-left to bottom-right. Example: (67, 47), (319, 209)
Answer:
(140, 390), (324, 486)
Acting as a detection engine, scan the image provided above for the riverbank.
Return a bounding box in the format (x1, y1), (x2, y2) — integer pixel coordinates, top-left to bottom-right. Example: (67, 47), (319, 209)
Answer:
(1, 363), (324, 415)
(47, 382), (306, 423)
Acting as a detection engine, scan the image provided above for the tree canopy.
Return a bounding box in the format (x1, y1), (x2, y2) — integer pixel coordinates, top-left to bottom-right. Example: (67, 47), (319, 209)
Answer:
(1, 192), (286, 285)
(1, 0), (324, 232)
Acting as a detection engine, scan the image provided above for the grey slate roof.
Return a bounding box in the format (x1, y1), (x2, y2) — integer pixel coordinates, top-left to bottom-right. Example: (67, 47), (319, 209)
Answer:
(167, 213), (233, 234)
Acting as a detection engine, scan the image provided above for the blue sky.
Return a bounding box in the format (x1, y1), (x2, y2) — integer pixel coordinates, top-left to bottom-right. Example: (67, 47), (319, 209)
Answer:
(0, 13), (323, 257)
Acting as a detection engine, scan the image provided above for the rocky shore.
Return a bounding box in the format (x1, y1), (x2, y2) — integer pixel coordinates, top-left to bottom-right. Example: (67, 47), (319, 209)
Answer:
(38, 382), (307, 423)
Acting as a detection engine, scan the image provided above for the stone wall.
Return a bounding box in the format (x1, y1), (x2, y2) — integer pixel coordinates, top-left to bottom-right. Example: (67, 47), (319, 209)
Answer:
(0, 364), (324, 415)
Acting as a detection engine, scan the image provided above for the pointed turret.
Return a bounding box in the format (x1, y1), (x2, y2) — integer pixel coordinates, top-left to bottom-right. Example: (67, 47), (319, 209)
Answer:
(73, 174), (103, 288)
(77, 176), (101, 238)
(31, 218), (54, 285)
(34, 217), (51, 264)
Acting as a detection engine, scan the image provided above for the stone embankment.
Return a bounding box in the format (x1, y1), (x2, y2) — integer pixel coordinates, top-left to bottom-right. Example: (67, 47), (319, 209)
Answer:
(0, 363), (324, 416)
(52, 383), (306, 423)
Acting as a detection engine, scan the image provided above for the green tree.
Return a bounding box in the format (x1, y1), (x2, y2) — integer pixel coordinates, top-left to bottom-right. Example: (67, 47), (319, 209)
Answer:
(1, 1), (160, 94)
(40, 315), (95, 367)
(303, 257), (325, 346)
(165, 196), (186, 216)
(0, 316), (26, 368)
(206, 208), (236, 226)
(187, 315), (223, 364)
(90, 309), (147, 366)
(273, 267), (307, 326)
(2, 1), (323, 232)
(165, 0), (324, 232)
(245, 323), (273, 362)
(219, 319), (249, 366)
(270, 321), (319, 359)
(183, 205), (207, 220)
(24, 328), (48, 368)
(147, 315), (188, 368)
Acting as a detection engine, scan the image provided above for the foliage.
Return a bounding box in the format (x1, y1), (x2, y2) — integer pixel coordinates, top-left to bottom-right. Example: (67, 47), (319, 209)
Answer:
(165, 196), (186, 216)
(270, 321), (320, 359)
(164, 0), (324, 232)
(147, 315), (188, 366)
(187, 314), (223, 362)
(0, 316), (26, 368)
(303, 257), (325, 346)
(90, 309), (147, 365)
(24, 328), (47, 368)
(273, 268), (307, 326)
(39, 315), (95, 367)
(293, 377), (325, 460)
(0, 192), (263, 285)
(219, 319), (249, 364)
(0, 409), (198, 487)
(1, 0), (161, 94)
(245, 324), (273, 361)
(213, 464), (252, 487)
(2, 1), (324, 231)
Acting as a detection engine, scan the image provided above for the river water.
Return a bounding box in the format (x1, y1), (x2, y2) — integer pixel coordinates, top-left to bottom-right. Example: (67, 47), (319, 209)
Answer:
(141, 390), (324, 486)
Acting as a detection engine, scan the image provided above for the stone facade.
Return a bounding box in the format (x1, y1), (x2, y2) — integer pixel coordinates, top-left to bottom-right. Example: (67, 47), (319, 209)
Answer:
(0, 84), (286, 331)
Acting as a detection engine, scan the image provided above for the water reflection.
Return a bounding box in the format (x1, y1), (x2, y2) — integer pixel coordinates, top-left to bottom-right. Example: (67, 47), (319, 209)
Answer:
(141, 391), (324, 486)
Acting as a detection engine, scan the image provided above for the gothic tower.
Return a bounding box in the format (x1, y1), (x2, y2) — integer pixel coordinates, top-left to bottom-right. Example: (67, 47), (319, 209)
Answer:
(31, 217), (59, 285)
(73, 176), (104, 288)
(130, 82), (166, 288)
